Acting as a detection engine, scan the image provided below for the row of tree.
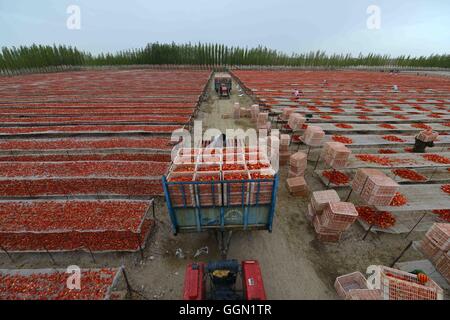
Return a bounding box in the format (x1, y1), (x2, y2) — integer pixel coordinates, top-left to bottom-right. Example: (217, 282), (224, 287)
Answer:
(1, 43), (449, 72)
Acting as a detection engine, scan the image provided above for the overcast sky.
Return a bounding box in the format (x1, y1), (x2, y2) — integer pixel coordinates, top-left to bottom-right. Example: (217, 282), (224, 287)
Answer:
(1, 0), (449, 56)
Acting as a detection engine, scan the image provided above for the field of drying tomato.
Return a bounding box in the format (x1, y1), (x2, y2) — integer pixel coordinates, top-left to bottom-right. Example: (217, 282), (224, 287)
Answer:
(233, 70), (450, 228)
(0, 69), (211, 255)
(0, 268), (122, 300)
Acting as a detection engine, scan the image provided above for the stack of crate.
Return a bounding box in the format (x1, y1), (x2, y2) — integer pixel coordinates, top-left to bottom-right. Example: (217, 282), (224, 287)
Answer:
(419, 223), (450, 283)
(306, 189), (340, 222)
(417, 129), (439, 143)
(312, 202), (358, 242)
(289, 152), (307, 178)
(286, 176), (308, 197)
(351, 168), (399, 206)
(287, 113), (305, 131)
(233, 102), (241, 119)
(321, 142), (351, 169)
(250, 104), (260, 122)
(302, 126), (325, 146)
(279, 134), (291, 165)
(257, 112), (269, 130)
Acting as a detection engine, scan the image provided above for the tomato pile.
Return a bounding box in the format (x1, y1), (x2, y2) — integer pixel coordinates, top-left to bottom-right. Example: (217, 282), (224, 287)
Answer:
(411, 123), (432, 130)
(0, 125), (181, 135)
(169, 175), (193, 182)
(197, 164), (220, 172)
(247, 162), (270, 170)
(432, 210), (450, 222)
(422, 154), (450, 164)
(441, 185), (450, 195)
(382, 135), (405, 143)
(428, 114), (442, 119)
(332, 135), (353, 144)
(174, 164), (196, 172)
(196, 175), (219, 182)
(224, 173), (248, 180)
(356, 206), (396, 229)
(358, 115), (372, 120)
(250, 172), (274, 180)
(222, 164), (246, 171)
(0, 200), (150, 232)
(390, 193), (408, 206)
(393, 115), (409, 120)
(320, 115), (333, 120)
(378, 124), (397, 129)
(0, 268), (120, 300)
(356, 154), (392, 166)
(379, 149), (398, 154)
(443, 122), (450, 127)
(392, 169), (427, 181)
(322, 170), (350, 185)
(334, 123), (353, 129)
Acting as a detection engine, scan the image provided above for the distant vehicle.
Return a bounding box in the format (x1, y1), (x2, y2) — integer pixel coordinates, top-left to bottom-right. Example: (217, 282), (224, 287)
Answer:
(214, 73), (232, 99)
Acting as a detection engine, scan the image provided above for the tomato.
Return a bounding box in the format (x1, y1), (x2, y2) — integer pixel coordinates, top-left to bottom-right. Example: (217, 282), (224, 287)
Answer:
(441, 185), (450, 195)
(378, 124), (397, 129)
(379, 149), (397, 154)
(423, 154), (450, 164)
(390, 193), (408, 206)
(332, 135), (353, 144)
(322, 170), (350, 185)
(392, 169), (426, 181)
(382, 135), (405, 143)
(356, 206), (396, 229)
(334, 123), (353, 129)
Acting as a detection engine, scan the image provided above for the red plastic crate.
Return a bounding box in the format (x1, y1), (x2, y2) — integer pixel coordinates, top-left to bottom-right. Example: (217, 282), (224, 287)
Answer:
(242, 260), (266, 300)
(183, 263), (205, 300)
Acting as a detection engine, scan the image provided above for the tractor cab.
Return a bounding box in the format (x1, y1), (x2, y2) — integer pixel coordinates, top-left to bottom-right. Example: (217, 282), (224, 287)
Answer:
(214, 73), (232, 99)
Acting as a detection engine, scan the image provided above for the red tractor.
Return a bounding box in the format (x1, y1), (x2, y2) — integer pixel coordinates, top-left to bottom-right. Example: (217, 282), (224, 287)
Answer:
(183, 260), (266, 300)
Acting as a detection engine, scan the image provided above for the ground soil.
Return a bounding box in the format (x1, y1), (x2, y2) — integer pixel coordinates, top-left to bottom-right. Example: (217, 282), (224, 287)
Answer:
(0, 75), (434, 300)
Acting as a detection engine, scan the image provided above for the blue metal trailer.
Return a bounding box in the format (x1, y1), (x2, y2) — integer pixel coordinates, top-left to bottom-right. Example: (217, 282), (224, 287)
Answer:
(162, 175), (279, 235)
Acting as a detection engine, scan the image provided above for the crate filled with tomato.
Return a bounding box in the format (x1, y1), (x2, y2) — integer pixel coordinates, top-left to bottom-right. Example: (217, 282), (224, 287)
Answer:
(194, 172), (222, 206)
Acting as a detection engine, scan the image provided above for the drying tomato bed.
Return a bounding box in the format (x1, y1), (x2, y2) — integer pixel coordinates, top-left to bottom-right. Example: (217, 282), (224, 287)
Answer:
(0, 200), (154, 252)
(432, 210), (450, 222)
(322, 170), (350, 185)
(332, 135), (353, 144)
(390, 193), (408, 207)
(356, 206), (396, 229)
(334, 123), (353, 129)
(422, 154), (450, 164)
(441, 185), (450, 195)
(0, 153), (171, 163)
(0, 137), (173, 151)
(379, 149), (398, 154)
(392, 169), (427, 181)
(382, 136), (406, 143)
(0, 268), (121, 300)
(411, 123), (432, 130)
(378, 124), (397, 129)
(0, 125), (181, 135)
(356, 155), (393, 166)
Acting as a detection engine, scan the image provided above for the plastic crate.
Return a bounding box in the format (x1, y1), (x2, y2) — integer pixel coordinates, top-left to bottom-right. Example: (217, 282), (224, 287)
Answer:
(249, 169), (275, 194)
(425, 223), (450, 251)
(321, 202), (358, 226)
(311, 190), (340, 213)
(346, 289), (382, 300)
(167, 172), (195, 207)
(194, 172), (222, 207)
(419, 237), (442, 262)
(435, 252), (450, 283)
(334, 272), (368, 299)
(313, 215), (342, 243)
(352, 168), (385, 195)
(305, 203), (316, 223)
(223, 171), (250, 202)
(379, 266), (444, 300)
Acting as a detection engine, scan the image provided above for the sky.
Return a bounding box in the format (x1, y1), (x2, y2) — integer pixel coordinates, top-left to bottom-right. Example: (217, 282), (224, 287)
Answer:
(1, 0), (449, 57)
